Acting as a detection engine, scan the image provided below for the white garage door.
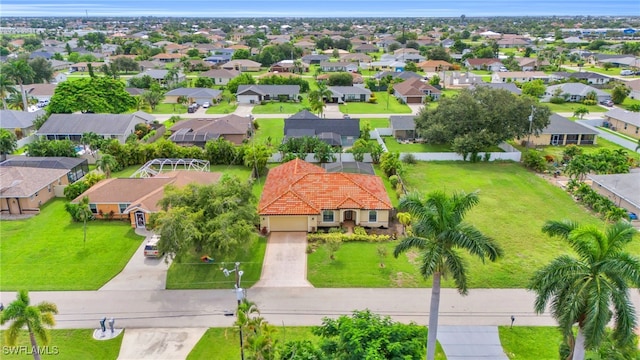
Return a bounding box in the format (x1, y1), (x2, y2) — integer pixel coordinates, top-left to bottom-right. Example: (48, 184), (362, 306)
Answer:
(269, 216), (307, 232)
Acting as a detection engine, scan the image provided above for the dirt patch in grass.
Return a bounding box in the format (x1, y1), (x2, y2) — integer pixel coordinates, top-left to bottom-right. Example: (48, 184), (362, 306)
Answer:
(405, 250), (420, 265)
(391, 271), (419, 287)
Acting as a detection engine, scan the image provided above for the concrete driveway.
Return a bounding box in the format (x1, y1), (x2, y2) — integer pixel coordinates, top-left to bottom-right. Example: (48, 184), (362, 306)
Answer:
(99, 230), (172, 291)
(117, 328), (206, 360)
(254, 232), (312, 287)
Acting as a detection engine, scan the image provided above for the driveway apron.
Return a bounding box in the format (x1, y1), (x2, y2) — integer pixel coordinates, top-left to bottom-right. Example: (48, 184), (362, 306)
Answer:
(437, 326), (509, 360)
(254, 232), (313, 287)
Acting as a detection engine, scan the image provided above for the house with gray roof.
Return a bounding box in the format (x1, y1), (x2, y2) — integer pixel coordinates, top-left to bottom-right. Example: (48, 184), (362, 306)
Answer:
(469, 83), (522, 95)
(0, 109), (46, 135)
(199, 68), (240, 85)
(168, 115), (252, 146)
(374, 71), (422, 81)
(284, 110), (360, 146)
(588, 173), (640, 216)
(603, 108), (640, 139)
(327, 86), (372, 103)
(390, 115), (417, 139)
(37, 111), (154, 144)
(549, 71), (612, 85)
(1, 156), (89, 184)
(131, 69), (186, 85)
(543, 83), (610, 103)
(236, 85), (300, 104)
(165, 88), (222, 105)
(320, 62), (358, 72)
(525, 114), (598, 146)
(301, 54), (329, 64)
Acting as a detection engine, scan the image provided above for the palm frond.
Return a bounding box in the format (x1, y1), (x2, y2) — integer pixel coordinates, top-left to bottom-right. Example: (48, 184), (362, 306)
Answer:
(582, 280), (612, 349)
(417, 242), (443, 279)
(393, 236), (430, 257)
(541, 219), (579, 239)
(449, 224), (503, 262)
(608, 282), (637, 347)
(443, 248), (468, 295)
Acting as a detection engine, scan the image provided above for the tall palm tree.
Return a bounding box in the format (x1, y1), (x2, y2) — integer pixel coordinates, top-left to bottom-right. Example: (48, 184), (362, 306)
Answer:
(393, 191), (503, 360)
(528, 220), (640, 360)
(76, 196), (94, 247)
(0, 73), (18, 109)
(4, 60), (35, 112)
(96, 154), (118, 178)
(7, 92), (37, 111)
(0, 290), (58, 360)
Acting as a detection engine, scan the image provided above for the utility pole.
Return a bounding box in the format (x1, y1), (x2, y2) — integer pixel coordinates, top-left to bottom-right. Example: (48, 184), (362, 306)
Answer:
(526, 105), (535, 147)
(223, 262), (245, 360)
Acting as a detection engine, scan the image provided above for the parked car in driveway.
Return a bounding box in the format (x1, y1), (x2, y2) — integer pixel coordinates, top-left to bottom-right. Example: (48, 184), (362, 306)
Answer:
(144, 235), (163, 258)
(202, 101), (210, 108)
(600, 99), (614, 107)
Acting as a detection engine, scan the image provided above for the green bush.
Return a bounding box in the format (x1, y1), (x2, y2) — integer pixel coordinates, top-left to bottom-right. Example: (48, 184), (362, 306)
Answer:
(307, 233), (390, 243)
(522, 150), (547, 172)
(401, 153), (416, 164)
(582, 99), (597, 106)
(550, 97), (565, 104)
(353, 226), (367, 235)
(389, 175), (399, 188)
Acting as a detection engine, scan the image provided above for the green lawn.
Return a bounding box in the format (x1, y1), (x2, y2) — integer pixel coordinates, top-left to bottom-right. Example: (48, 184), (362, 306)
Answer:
(165, 235), (267, 289)
(253, 118), (284, 146)
(621, 96), (640, 111)
(543, 102), (607, 113)
(383, 137), (503, 153)
(361, 117), (390, 129)
(0, 199), (142, 291)
(111, 165), (143, 178)
(252, 101), (310, 114)
(0, 329), (123, 360)
(188, 326), (446, 360)
(205, 102), (237, 114)
(512, 137), (640, 162)
(499, 327), (562, 360)
(150, 103), (189, 114)
(309, 162), (629, 288)
(339, 92), (412, 114)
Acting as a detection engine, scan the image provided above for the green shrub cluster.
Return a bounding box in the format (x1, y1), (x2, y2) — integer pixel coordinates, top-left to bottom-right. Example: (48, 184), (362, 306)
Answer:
(522, 150), (548, 172)
(307, 232), (390, 243)
(567, 180), (630, 221)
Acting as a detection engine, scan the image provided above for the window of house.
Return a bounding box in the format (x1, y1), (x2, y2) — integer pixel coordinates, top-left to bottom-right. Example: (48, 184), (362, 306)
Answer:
(624, 124), (628, 130)
(89, 204), (98, 214)
(119, 203), (129, 213)
(48, 184), (52, 192)
(323, 210), (334, 222)
(636, 127), (638, 134)
(368, 211), (377, 223)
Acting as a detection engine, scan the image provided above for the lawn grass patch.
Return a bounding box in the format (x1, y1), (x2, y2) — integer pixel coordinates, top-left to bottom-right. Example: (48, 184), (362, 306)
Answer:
(110, 165), (143, 178)
(205, 102), (237, 114)
(543, 102), (607, 114)
(361, 117), (390, 129)
(511, 137), (640, 162)
(165, 235), (266, 289)
(0, 329), (123, 360)
(499, 326), (562, 360)
(252, 101), (309, 114)
(253, 118), (284, 146)
(339, 92), (411, 114)
(0, 199), (142, 291)
(310, 162), (628, 288)
(150, 103), (189, 114)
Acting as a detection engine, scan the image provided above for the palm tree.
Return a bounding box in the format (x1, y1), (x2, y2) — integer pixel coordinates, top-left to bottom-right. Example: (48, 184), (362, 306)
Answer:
(96, 154), (118, 178)
(0, 290), (58, 360)
(77, 196), (94, 247)
(7, 92), (37, 111)
(393, 191), (503, 360)
(0, 73), (17, 109)
(528, 220), (640, 360)
(0, 128), (18, 161)
(4, 60), (35, 112)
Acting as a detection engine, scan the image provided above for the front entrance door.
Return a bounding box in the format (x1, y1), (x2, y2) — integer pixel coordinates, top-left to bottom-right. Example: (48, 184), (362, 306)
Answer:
(344, 210), (353, 221)
(550, 134), (561, 146)
(135, 212), (146, 228)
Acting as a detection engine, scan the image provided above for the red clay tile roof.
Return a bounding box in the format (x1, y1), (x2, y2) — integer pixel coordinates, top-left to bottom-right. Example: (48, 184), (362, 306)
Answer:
(258, 159), (392, 215)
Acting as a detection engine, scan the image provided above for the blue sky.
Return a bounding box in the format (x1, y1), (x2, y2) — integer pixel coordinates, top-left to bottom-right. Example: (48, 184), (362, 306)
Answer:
(1, 0), (639, 17)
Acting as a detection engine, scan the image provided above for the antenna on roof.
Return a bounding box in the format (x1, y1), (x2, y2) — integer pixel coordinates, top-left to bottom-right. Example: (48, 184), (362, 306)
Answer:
(86, 10), (89, 18)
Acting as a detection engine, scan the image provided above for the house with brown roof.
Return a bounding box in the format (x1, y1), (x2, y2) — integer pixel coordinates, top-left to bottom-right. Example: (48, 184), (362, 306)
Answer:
(464, 58), (503, 71)
(152, 53), (183, 63)
(0, 166), (70, 215)
(221, 59), (262, 72)
(393, 77), (441, 104)
(200, 68), (240, 85)
(169, 115), (252, 146)
(417, 60), (453, 72)
(340, 53), (371, 63)
(258, 159), (392, 232)
(74, 170), (221, 228)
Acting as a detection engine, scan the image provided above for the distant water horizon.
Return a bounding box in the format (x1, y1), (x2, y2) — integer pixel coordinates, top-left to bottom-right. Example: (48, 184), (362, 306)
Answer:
(1, 0), (639, 18)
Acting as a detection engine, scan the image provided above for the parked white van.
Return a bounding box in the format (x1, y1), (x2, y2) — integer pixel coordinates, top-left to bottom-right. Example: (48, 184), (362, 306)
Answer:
(143, 235), (162, 258)
(621, 70), (634, 76)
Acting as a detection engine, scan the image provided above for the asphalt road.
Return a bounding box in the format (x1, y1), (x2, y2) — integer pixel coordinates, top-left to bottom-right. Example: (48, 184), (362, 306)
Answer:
(3, 288), (639, 330)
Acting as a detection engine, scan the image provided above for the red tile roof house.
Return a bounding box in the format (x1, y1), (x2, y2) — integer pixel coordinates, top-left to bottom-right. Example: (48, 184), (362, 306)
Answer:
(258, 159), (393, 232)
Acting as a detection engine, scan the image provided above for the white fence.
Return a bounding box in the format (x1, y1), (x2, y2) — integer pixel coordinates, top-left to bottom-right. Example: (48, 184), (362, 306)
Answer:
(269, 153), (373, 163)
(16, 134), (37, 148)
